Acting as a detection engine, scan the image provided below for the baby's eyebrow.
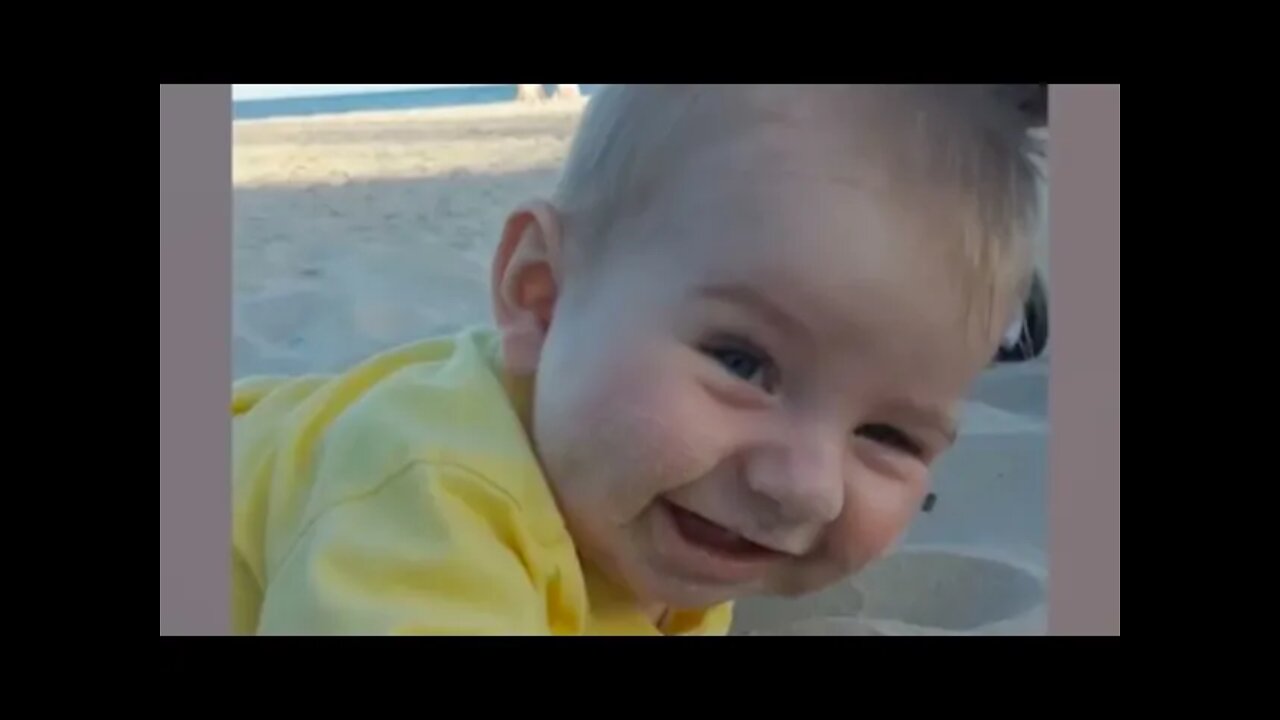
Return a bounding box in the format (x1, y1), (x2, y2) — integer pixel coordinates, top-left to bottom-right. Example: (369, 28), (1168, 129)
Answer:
(694, 283), (814, 346)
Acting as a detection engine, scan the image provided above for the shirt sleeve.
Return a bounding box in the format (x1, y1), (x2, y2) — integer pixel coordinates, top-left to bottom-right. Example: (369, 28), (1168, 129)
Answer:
(255, 460), (553, 635)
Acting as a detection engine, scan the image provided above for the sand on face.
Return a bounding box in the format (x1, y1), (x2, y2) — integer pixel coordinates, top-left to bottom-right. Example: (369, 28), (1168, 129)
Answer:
(233, 100), (587, 378)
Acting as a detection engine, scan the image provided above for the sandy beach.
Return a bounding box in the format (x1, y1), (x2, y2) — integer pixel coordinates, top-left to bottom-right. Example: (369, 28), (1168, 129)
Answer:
(234, 100), (588, 378)
(233, 99), (1050, 635)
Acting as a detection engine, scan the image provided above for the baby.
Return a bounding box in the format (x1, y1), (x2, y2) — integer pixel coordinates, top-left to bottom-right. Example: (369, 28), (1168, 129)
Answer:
(231, 84), (1046, 635)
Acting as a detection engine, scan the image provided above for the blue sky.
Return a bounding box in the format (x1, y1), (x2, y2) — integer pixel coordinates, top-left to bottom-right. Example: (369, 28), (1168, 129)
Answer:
(231, 85), (492, 102)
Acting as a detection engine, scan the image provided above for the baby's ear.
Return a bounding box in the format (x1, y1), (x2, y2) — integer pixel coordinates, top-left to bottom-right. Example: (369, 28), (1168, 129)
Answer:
(491, 200), (564, 375)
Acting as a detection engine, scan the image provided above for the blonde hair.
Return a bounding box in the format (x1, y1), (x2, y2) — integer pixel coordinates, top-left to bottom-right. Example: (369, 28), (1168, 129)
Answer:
(552, 84), (1047, 347)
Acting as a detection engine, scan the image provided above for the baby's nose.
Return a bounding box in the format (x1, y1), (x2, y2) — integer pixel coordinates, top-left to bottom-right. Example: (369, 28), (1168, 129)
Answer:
(744, 435), (845, 527)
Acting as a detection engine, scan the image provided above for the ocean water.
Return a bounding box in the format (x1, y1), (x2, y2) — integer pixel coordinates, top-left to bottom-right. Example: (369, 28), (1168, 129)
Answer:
(233, 84), (600, 121)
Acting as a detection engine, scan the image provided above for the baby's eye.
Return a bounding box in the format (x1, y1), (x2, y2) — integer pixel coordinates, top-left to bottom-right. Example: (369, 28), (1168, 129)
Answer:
(702, 342), (779, 393)
(856, 423), (923, 457)
(714, 348), (763, 380)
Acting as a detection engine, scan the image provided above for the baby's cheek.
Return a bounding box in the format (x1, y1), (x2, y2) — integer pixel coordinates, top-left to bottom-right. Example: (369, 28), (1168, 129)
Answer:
(822, 469), (929, 573)
(600, 369), (732, 494)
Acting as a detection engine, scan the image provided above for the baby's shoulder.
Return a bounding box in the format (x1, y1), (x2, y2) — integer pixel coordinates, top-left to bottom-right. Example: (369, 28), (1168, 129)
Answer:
(234, 327), (558, 551)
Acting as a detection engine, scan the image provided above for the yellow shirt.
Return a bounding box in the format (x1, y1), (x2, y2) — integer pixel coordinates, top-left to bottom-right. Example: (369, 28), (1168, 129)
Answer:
(231, 326), (734, 636)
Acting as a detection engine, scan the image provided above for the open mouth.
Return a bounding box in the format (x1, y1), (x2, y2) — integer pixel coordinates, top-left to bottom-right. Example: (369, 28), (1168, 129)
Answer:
(662, 501), (785, 562)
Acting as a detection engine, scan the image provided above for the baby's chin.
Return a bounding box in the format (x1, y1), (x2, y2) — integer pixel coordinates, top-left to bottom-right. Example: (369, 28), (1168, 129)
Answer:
(629, 543), (853, 611)
(629, 566), (764, 610)
(631, 563), (838, 610)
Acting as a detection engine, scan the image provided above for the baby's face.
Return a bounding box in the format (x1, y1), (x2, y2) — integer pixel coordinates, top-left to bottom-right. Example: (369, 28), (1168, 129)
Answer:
(527, 128), (1000, 610)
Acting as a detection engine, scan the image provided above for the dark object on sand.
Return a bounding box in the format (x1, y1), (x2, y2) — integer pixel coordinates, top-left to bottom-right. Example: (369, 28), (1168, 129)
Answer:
(996, 271), (1049, 363)
(922, 493), (937, 513)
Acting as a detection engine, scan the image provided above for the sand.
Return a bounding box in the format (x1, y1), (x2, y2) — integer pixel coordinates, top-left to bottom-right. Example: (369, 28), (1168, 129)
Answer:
(232, 100), (1049, 635)
(233, 100), (588, 378)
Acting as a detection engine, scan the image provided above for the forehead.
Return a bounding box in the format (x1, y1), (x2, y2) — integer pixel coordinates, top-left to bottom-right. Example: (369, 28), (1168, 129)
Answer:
(650, 130), (971, 319)
(610, 124), (993, 383)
